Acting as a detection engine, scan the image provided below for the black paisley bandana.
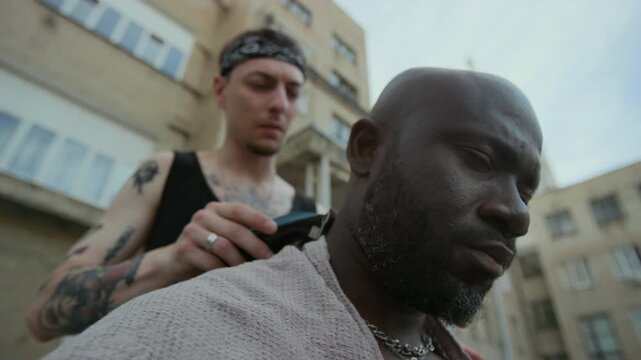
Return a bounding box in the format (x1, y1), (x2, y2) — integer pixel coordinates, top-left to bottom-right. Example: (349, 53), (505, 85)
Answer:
(220, 36), (306, 76)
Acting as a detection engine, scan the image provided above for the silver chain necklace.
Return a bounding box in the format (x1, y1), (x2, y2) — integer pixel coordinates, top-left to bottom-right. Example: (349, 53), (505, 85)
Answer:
(367, 322), (435, 360)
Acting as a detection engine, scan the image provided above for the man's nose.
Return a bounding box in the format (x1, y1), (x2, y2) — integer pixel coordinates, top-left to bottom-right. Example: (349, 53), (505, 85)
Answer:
(477, 184), (530, 239)
(269, 85), (290, 113)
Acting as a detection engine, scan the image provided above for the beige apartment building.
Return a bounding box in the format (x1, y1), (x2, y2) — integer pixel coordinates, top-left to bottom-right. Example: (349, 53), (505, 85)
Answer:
(0, 0), (369, 358)
(511, 161), (641, 360)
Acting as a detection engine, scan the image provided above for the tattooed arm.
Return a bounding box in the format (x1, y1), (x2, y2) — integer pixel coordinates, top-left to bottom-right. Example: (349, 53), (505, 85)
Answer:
(25, 152), (177, 341)
(26, 151), (283, 341)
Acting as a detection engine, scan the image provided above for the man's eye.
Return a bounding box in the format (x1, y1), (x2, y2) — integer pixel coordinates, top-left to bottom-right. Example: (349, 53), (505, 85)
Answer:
(249, 82), (271, 91)
(287, 90), (300, 100)
(461, 147), (493, 171)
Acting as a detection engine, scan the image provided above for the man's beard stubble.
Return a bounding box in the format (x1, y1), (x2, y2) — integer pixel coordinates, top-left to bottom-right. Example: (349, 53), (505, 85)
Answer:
(247, 142), (280, 157)
(353, 149), (491, 326)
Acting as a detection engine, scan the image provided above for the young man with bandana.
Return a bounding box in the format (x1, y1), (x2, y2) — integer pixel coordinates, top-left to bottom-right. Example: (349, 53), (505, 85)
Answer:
(43, 68), (542, 360)
(26, 28), (316, 341)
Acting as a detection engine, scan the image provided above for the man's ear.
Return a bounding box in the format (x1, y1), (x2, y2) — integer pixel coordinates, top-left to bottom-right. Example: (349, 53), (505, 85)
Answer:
(347, 119), (382, 176)
(212, 75), (227, 107)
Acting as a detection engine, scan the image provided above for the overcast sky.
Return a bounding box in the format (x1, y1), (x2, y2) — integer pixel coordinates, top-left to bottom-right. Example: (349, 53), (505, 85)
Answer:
(334, 0), (641, 187)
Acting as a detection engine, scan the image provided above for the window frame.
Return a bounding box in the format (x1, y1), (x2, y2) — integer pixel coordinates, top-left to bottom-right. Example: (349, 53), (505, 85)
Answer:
(39, 0), (190, 81)
(610, 244), (641, 281)
(565, 257), (593, 290)
(590, 194), (624, 225)
(281, 0), (312, 25)
(531, 299), (559, 330)
(332, 34), (357, 64)
(519, 252), (544, 278)
(545, 209), (576, 238)
(329, 71), (358, 101)
(579, 314), (623, 360)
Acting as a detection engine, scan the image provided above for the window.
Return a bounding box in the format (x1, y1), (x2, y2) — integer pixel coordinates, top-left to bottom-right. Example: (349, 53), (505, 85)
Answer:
(0, 112), (21, 158)
(579, 315), (622, 360)
(69, 0), (99, 25)
(41, 0), (64, 10)
(141, 34), (164, 65)
(281, 0), (311, 25)
(329, 71), (357, 101)
(591, 194), (624, 224)
(332, 35), (356, 63)
(8, 125), (55, 180)
(546, 209), (575, 238)
(331, 115), (351, 146)
(519, 252), (543, 278)
(40, 0), (192, 81)
(611, 245), (641, 280)
(161, 46), (184, 78)
(94, 7), (122, 40)
(119, 21), (144, 54)
(531, 299), (558, 330)
(44, 139), (88, 193)
(566, 257), (593, 290)
(78, 153), (114, 203)
(632, 308), (641, 340)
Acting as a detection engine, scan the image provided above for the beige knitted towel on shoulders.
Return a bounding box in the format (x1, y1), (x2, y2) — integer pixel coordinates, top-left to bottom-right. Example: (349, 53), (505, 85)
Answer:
(44, 238), (384, 360)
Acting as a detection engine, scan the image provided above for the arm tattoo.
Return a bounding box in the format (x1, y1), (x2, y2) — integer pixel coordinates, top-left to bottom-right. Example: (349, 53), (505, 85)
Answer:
(132, 160), (159, 194)
(36, 256), (144, 336)
(102, 227), (135, 265)
(207, 174), (290, 218)
(65, 224), (103, 259)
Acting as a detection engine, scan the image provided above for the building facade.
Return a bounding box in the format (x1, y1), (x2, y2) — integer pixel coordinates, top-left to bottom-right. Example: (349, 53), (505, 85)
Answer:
(0, 0), (368, 358)
(511, 161), (641, 360)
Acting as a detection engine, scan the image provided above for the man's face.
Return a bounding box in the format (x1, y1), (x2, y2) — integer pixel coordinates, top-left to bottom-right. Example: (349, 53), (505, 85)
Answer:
(355, 80), (542, 325)
(216, 58), (304, 156)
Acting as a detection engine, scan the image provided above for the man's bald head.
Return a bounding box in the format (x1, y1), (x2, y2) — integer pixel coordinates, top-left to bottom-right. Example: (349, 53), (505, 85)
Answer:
(369, 68), (542, 151)
(343, 67), (543, 325)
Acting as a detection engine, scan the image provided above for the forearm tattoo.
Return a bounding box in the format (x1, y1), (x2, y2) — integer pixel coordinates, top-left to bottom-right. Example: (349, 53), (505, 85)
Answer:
(207, 174), (290, 218)
(132, 160), (159, 194)
(65, 223), (103, 259)
(36, 256), (144, 336)
(102, 227), (135, 265)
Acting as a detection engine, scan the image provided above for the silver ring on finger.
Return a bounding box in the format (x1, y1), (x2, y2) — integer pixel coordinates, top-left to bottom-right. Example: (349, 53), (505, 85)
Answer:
(205, 232), (219, 253)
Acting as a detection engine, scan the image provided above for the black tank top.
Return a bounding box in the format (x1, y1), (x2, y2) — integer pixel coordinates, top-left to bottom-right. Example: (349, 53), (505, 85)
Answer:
(145, 151), (317, 251)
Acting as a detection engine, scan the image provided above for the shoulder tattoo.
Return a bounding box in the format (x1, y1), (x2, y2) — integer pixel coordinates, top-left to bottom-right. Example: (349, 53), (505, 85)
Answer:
(132, 160), (159, 194)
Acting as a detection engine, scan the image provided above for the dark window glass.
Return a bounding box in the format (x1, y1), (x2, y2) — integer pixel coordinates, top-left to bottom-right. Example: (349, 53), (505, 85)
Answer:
(0, 112), (21, 158)
(580, 315), (622, 360)
(161, 46), (183, 78)
(281, 0), (311, 25)
(79, 153), (114, 202)
(69, 0), (98, 25)
(519, 252), (543, 278)
(329, 71), (357, 101)
(545, 209), (575, 238)
(119, 22), (144, 54)
(44, 139), (88, 193)
(591, 195), (624, 224)
(95, 7), (122, 40)
(41, 0), (65, 10)
(8, 125), (56, 180)
(531, 300), (559, 330)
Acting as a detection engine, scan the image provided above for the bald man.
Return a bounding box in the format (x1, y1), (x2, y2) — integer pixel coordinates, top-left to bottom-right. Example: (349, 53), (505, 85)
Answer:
(44, 68), (542, 360)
